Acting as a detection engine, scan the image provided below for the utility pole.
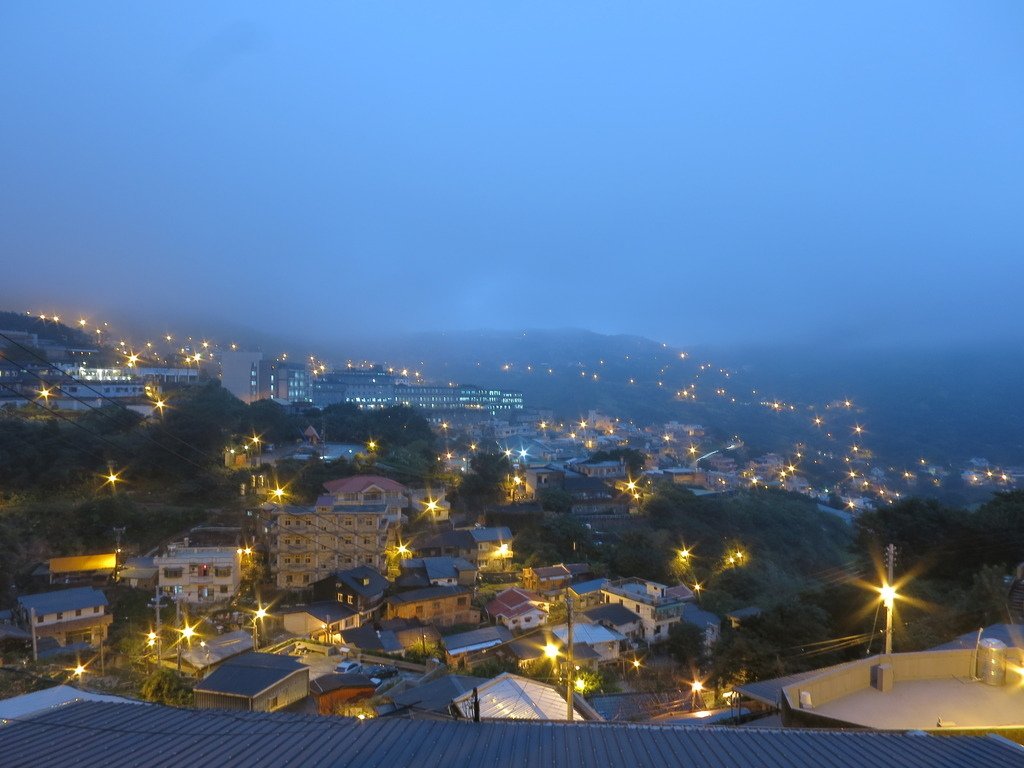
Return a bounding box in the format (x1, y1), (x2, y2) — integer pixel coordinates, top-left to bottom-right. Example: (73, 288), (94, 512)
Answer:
(154, 585), (163, 666)
(565, 593), (574, 721)
(884, 543), (896, 656)
(30, 607), (38, 662)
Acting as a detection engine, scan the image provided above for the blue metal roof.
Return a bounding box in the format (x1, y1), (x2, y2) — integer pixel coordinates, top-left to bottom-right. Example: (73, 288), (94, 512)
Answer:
(193, 653), (307, 698)
(0, 701), (1021, 768)
(17, 587), (107, 615)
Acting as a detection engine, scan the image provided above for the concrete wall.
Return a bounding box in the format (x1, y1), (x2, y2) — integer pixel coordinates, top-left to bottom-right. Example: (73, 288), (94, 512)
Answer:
(784, 651), (974, 711)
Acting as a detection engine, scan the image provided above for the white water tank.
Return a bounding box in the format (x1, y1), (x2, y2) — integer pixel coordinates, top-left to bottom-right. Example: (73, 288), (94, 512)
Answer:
(977, 638), (1007, 686)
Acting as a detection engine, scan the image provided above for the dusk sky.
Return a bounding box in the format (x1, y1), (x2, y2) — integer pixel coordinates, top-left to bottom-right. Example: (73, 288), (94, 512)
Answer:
(1, 3), (1022, 349)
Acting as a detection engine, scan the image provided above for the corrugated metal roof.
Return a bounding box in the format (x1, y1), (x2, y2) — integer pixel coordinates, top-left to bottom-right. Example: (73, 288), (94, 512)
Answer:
(17, 587), (107, 614)
(388, 675), (487, 714)
(193, 652), (307, 698)
(322, 475), (407, 494)
(469, 527), (512, 543)
(931, 624), (1024, 651)
(451, 673), (586, 721)
(582, 603), (641, 626)
(47, 554), (117, 574)
(1, 700), (1021, 768)
(443, 626), (513, 655)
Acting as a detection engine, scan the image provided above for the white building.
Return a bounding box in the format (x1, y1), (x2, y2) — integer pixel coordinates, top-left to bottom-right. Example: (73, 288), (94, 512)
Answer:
(156, 545), (241, 605)
(599, 578), (685, 644)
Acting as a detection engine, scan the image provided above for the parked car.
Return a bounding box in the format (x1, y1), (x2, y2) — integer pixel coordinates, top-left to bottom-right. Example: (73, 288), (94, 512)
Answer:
(364, 664), (399, 684)
(335, 660), (363, 674)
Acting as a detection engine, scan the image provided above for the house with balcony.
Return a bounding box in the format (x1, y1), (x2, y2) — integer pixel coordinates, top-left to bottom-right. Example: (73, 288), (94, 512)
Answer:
(521, 563), (592, 595)
(311, 565), (389, 620)
(385, 585), (479, 629)
(599, 578), (685, 644)
(155, 545), (241, 605)
(16, 587), (112, 649)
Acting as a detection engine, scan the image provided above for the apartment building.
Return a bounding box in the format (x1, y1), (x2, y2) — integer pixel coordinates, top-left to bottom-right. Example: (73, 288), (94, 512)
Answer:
(155, 545), (241, 605)
(272, 476), (408, 589)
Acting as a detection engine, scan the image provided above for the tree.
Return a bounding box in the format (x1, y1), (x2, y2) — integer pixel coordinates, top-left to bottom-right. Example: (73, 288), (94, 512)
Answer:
(140, 669), (193, 706)
(537, 487), (572, 513)
(666, 621), (706, 668)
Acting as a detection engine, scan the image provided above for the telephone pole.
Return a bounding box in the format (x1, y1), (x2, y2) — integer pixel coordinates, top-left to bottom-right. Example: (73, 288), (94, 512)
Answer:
(884, 543), (896, 655)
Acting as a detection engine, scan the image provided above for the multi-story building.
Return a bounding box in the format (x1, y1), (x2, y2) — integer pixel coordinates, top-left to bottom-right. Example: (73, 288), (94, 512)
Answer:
(221, 351), (312, 405)
(16, 587), (112, 648)
(308, 365), (523, 415)
(599, 578), (685, 644)
(155, 545), (241, 605)
(412, 526), (513, 572)
(272, 476), (408, 589)
(384, 585), (478, 628)
(311, 565), (390, 620)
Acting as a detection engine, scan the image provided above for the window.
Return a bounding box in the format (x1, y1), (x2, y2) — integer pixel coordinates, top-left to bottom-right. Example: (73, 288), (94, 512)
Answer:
(457, 597), (468, 606)
(219, 585), (228, 593)
(36, 614), (44, 624)
(57, 612), (63, 620)
(75, 609), (82, 616)
(215, 567), (231, 577)
(415, 605), (423, 615)
(286, 575), (293, 584)
(163, 567), (183, 579)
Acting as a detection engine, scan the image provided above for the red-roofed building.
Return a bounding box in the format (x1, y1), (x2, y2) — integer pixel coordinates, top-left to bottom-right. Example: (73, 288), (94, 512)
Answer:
(486, 588), (548, 633)
(322, 476), (408, 495)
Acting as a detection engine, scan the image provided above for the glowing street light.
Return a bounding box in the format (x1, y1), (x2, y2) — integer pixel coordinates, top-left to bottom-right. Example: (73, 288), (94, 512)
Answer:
(879, 582), (898, 655)
(253, 606), (267, 650)
(880, 584), (896, 608)
(543, 643), (560, 659)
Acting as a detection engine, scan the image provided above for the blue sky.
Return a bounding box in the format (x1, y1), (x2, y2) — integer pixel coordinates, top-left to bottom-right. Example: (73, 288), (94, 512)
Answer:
(1, 3), (1022, 348)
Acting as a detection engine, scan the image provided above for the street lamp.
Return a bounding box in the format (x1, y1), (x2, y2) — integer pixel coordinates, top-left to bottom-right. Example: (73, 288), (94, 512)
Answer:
(253, 606), (267, 650)
(880, 584), (898, 655)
